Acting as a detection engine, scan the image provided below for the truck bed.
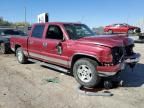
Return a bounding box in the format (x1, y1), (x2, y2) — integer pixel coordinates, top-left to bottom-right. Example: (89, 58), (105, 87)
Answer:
(10, 35), (28, 52)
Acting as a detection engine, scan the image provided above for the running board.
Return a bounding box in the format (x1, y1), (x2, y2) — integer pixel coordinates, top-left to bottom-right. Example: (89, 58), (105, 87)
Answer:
(28, 58), (70, 73)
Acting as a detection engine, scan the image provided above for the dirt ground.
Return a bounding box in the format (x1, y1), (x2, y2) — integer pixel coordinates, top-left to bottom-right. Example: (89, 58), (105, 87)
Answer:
(0, 43), (144, 108)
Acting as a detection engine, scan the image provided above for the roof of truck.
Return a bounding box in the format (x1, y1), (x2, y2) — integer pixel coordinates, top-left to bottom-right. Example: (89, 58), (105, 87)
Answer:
(34, 22), (82, 25)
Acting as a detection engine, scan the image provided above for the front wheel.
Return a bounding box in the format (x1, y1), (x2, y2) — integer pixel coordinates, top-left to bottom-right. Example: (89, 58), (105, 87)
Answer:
(73, 58), (100, 88)
(16, 47), (27, 64)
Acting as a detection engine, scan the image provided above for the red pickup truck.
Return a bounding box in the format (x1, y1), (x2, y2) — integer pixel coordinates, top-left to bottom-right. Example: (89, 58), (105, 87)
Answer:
(10, 22), (140, 88)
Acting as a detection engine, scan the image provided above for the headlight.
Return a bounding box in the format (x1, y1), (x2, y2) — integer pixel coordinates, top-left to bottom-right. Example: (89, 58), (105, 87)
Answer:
(111, 46), (124, 64)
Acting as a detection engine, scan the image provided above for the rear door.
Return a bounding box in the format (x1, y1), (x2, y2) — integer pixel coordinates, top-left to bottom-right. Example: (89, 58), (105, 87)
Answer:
(28, 24), (45, 58)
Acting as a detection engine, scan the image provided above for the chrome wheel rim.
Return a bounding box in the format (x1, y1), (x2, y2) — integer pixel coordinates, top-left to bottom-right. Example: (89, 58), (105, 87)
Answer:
(17, 51), (23, 62)
(77, 65), (92, 83)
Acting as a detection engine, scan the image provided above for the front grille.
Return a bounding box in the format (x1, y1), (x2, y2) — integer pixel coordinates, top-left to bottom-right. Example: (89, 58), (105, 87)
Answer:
(112, 44), (134, 65)
(112, 47), (124, 65)
(125, 44), (134, 56)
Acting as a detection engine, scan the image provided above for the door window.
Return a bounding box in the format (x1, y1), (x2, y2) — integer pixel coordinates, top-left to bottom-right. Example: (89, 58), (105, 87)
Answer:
(46, 25), (63, 40)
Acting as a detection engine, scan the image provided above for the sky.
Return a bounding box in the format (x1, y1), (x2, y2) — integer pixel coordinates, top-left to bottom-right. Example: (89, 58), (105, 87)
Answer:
(0, 0), (144, 27)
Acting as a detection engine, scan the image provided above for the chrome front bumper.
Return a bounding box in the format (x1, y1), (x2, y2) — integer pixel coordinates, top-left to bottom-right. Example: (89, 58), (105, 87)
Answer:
(125, 53), (140, 63)
(97, 62), (126, 77)
(98, 53), (140, 77)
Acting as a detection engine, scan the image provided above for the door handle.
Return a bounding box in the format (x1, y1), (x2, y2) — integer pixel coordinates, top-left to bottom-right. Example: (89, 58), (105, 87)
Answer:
(43, 42), (48, 47)
(29, 41), (34, 44)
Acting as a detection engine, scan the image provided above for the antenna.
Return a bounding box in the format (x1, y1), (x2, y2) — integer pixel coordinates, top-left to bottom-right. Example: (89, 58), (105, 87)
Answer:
(25, 7), (27, 25)
(24, 7), (27, 33)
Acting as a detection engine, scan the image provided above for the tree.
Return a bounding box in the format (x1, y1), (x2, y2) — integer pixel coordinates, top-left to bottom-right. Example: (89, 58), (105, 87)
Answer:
(92, 26), (104, 35)
(0, 17), (30, 27)
(14, 22), (30, 27)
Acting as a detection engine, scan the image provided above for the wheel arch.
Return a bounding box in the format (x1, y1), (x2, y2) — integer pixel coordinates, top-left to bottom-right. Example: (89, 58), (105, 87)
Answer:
(14, 44), (21, 55)
(70, 53), (101, 69)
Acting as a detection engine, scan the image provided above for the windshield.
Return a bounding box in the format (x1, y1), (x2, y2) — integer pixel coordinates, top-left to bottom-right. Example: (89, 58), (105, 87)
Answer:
(0, 29), (26, 36)
(64, 24), (96, 39)
(123, 23), (130, 26)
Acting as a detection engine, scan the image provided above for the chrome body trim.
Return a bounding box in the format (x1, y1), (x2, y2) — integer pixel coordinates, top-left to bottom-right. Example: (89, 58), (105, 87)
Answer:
(28, 58), (69, 73)
(29, 52), (68, 66)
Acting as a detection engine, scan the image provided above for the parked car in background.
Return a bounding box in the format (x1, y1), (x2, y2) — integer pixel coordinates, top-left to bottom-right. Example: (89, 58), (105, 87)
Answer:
(10, 22), (140, 88)
(0, 28), (26, 54)
(104, 23), (141, 34)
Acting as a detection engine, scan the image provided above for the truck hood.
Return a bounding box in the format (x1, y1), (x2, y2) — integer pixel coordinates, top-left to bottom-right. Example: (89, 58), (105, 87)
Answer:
(76, 35), (133, 48)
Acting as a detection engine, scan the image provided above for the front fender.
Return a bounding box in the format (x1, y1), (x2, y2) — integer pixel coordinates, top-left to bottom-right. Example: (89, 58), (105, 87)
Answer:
(69, 53), (101, 68)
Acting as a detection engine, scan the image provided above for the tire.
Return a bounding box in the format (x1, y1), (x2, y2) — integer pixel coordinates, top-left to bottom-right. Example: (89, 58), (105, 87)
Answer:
(16, 47), (27, 64)
(128, 29), (134, 34)
(0, 43), (7, 54)
(73, 58), (100, 88)
(108, 30), (113, 34)
(103, 80), (113, 89)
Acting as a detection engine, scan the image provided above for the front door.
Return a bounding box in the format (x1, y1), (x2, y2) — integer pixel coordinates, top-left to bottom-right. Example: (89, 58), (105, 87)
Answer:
(42, 24), (69, 67)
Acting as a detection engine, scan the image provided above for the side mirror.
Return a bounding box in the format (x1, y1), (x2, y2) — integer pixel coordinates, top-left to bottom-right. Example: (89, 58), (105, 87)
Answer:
(57, 45), (62, 55)
(56, 41), (63, 55)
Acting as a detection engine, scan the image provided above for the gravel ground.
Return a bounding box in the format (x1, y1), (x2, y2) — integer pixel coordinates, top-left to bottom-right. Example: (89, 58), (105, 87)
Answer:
(0, 43), (144, 108)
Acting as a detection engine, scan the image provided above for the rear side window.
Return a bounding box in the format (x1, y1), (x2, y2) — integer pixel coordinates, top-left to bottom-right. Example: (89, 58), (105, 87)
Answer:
(32, 25), (45, 38)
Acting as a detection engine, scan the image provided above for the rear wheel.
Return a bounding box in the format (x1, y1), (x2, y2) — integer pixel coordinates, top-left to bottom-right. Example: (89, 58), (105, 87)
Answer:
(73, 58), (100, 88)
(16, 47), (27, 64)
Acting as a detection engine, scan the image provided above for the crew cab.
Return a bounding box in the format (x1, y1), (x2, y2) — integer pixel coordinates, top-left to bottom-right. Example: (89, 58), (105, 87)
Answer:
(104, 23), (141, 34)
(10, 22), (140, 88)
